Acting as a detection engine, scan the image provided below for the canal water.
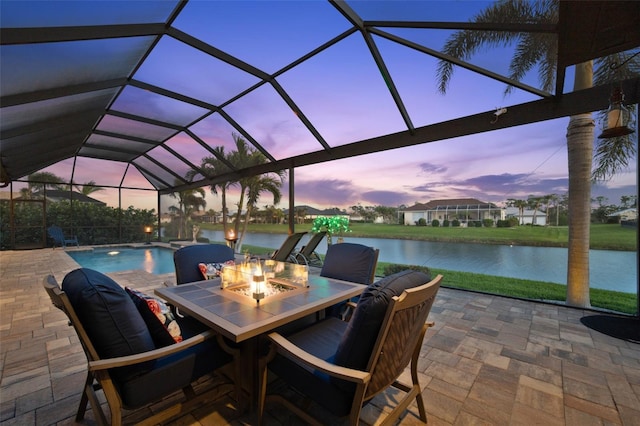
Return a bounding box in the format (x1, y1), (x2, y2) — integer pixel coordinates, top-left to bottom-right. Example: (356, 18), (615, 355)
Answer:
(200, 230), (637, 294)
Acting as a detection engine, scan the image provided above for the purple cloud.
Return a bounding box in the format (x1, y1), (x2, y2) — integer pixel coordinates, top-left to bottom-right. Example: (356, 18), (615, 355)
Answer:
(418, 162), (448, 174)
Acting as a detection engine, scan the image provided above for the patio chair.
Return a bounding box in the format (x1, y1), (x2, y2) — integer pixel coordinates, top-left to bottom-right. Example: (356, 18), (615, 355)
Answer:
(267, 231), (307, 263)
(43, 268), (240, 426)
(320, 242), (379, 319)
(258, 270), (443, 425)
(320, 242), (378, 285)
(293, 231), (326, 267)
(47, 225), (79, 248)
(174, 243), (235, 285)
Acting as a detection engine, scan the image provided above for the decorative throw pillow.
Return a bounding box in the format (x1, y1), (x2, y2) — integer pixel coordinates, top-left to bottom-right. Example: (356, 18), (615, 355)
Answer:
(126, 287), (182, 347)
(198, 260), (235, 280)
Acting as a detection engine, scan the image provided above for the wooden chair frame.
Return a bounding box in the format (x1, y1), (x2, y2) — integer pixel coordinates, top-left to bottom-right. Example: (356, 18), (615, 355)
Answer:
(43, 275), (241, 426)
(259, 274), (442, 426)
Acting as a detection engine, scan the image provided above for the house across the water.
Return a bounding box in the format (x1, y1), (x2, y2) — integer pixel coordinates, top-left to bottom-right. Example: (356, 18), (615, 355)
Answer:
(400, 198), (504, 226)
(504, 207), (547, 226)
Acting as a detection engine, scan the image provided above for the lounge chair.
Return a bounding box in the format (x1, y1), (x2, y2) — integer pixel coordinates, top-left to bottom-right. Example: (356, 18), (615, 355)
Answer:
(293, 231), (327, 267)
(47, 225), (79, 248)
(267, 231), (307, 263)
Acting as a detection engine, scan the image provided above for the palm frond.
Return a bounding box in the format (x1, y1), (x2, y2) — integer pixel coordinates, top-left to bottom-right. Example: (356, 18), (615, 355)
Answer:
(506, 32), (544, 94)
(538, 38), (557, 92)
(594, 50), (640, 84)
(437, 28), (516, 93)
(592, 132), (637, 182)
(591, 50), (639, 181)
(437, 0), (557, 95)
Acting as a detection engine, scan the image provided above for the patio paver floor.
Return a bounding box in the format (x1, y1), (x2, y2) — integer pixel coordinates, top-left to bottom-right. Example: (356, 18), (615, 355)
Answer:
(1, 248), (639, 425)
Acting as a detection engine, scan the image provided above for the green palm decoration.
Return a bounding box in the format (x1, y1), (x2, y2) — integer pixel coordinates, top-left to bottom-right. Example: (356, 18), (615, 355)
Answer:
(311, 216), (351, 245)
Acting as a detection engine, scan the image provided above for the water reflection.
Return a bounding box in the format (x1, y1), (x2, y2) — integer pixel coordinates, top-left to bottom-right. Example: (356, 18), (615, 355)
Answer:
(143, 248), (155, 274)
(200, 230), (637, 294)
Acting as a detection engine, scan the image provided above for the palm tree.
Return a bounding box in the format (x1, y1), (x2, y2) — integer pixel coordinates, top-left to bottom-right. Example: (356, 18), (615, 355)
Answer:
(263, 205), (279, 224)
(436, 0), (638, 308)
(236, 174), (283, 250)
(295, 206), (308, 224)
(538, 194), (552, 226)
(74, 180), (104, 195)
(226, 135), (285, 251)
(19, 187), (31, 199)
(507, 198), (527, 225)
(168, 185), (206, 239)
(199, 146), (234, 236)
(619, 195), (637, 209)
(27, 171), (65, 196)
(527, 195), (542, 226)
(273, 208), (285, 225)
(547, 193), (559, 226)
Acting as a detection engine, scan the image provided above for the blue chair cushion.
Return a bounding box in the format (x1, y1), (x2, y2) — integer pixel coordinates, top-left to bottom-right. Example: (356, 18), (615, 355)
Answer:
(332, 270), (431, 390)
(174, 244), (234, 284)
(62, 268), (156, 381)
(268, 318), (354, 416)
(320, 243), (377, 285)
(62, 268), (233, 407)
(117, 330), (233, 408)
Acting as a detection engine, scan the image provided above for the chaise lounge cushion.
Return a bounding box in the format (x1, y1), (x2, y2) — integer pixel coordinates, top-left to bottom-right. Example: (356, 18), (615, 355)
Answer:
(62, 268), (156, 380)
(332, 270), (431, 388)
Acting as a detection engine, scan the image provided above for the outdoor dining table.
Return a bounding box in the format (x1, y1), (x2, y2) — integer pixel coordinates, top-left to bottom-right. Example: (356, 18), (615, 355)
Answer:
(155, 273), (366, 414)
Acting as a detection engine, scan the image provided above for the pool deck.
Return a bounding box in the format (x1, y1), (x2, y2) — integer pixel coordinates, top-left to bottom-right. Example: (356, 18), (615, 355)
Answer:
(1, 247), (640, 425)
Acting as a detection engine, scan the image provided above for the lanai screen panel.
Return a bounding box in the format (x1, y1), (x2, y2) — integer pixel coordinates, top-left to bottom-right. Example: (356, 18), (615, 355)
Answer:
(1, 0), (638, 191)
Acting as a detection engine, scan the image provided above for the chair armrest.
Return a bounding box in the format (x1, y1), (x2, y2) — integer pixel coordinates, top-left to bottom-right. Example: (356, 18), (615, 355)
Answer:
(340, 300), (358, 321)
(267, 332), (370, 385)
(88, 329), (216, 371)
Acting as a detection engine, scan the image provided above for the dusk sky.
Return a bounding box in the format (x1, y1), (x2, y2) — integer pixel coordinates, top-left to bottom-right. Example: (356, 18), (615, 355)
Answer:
(3, 0), (636, 213)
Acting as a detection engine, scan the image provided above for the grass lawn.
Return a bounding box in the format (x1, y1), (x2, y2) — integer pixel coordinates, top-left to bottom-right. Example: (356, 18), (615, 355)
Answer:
(379, 263), (637, 315)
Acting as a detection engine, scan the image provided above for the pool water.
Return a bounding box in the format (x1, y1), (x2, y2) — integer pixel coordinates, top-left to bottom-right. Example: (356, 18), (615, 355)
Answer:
(68, 247), (176, 275)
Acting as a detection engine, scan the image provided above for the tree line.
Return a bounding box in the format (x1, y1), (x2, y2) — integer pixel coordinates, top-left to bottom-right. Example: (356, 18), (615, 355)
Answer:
(507, 194), (636, 226)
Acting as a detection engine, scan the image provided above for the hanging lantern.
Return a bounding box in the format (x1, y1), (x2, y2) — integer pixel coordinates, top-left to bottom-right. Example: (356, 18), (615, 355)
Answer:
(598, 86), (635, 139)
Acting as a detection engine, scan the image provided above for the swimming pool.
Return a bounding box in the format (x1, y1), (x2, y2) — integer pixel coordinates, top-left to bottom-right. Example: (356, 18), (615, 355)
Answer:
(68, 247), (176, 275)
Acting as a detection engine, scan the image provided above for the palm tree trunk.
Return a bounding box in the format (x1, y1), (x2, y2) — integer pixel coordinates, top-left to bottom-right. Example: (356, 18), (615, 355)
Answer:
(235, 187), (246, 237)
(237, 205), (253, 252)
(519, 207), (524, 225)
(221, 188), (228, 235)
(566, 61), (594, 308)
